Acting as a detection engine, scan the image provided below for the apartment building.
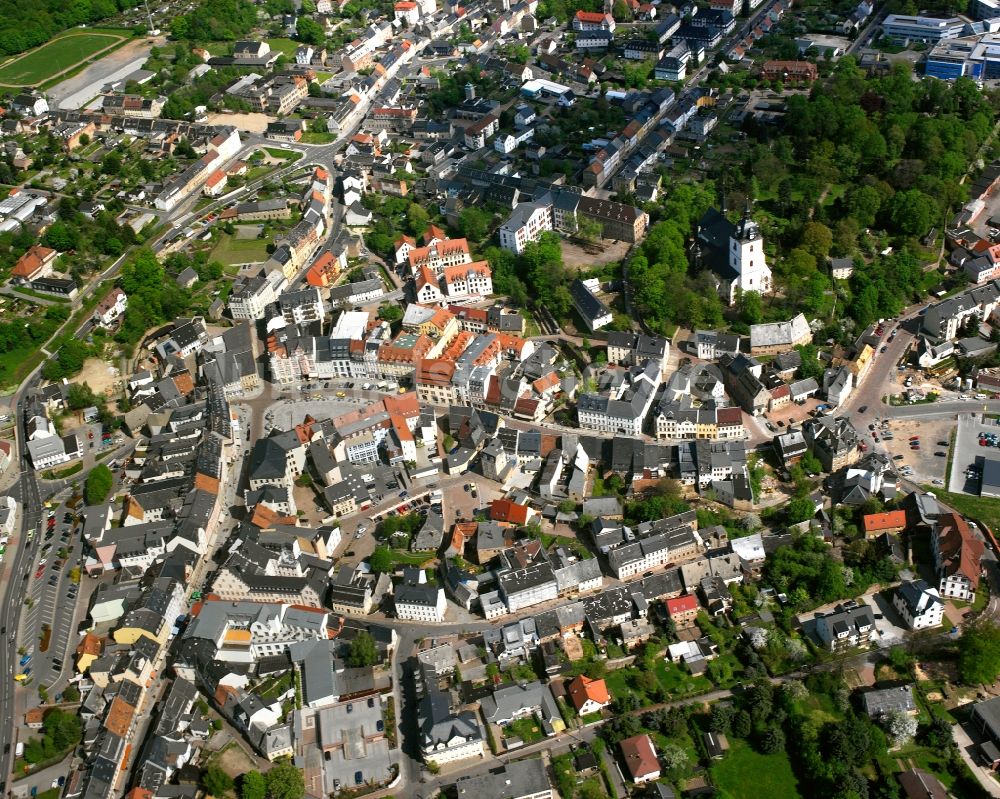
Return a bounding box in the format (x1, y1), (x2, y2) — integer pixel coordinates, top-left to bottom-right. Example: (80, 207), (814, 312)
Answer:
(499, 200), (553, 254)
(932, 511), (984, 602)
(229, 271), (288, 320)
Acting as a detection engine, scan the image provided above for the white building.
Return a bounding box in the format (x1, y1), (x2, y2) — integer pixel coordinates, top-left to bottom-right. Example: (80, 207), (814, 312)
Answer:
(577, 362), (661, 436)
(94, 288), (128, 328)
(893, 580), (945, 630)
(442, 262), (493, 299)
(394, 582), (446, 622)
(229, 270), (288, 321)
(499, 200), (552, 254)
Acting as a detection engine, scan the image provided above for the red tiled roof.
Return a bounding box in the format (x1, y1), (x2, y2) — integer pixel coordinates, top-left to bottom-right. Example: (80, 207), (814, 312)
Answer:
(12, 244), (55, 278)
(863, 510), (907, 534)
(490, 499), (530, 525)
(619, 734), (658, 780)
(567, 675), (611, 710)
(666, 594), (699, 615)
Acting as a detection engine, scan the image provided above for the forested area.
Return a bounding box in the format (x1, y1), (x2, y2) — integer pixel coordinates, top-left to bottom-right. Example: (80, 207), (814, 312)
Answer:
(113, 249), (200, 355)
(170, 0), (257, 41)
(0, 0), (139, 57)
(626, 60), (1000, 340)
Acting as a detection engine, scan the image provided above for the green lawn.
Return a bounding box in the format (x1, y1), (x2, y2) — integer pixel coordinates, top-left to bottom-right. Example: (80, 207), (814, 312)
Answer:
(263, 147), (303, 162)
(654, 659), (713, 697)
(301, 131), (337, 144)
(210, 234), (270, 266)
(0, 346), (44, 390)
(0, 30), (127, 85)
(711, 739), (801, 799)
(503, 717), (544, 745)
(385, 549), (434, 568)
(258, 672), (293, 701)
(266, 37), (300, 57)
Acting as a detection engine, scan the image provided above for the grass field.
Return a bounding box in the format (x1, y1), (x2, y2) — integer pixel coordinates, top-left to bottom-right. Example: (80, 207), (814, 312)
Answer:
(0, 345), (44, 390)
(0, 30), (127, 86)
(266, 38), (300, 57)
(263, 147), (303, 162)
(301, 131), (337, 144)
(210, 234), (270, 266)
(711, 739), (800, 799)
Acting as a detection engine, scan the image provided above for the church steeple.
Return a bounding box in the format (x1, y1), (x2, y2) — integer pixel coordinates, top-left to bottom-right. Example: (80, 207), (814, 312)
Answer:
(735, 199), (759, 242)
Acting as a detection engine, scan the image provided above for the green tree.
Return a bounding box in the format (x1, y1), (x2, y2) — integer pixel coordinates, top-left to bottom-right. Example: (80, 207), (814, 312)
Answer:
(265, 762), (303, 799)
(84, 464), (114, 505)
(801, 221), (833, 261)
(241, 772), (267, 799)
(62, 685), (80, 702)
(739, 290), (763, 325)
(66, 382), (102, 411)
(295, 17), (324, 45)
(369, 546), (393, 573)
(886, 189), (937, 237)
(101, 152), (122, 175)
(406, 203), (430, 237)
(959, 620), (1000, 685)
(202, 764), (234, 797)
(347, 631), (379, 667)
(456, 206), (491, 241)
(574, 214), (603, 243)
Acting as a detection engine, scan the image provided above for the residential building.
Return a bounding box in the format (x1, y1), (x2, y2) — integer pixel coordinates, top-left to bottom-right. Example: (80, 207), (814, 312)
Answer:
(749, 314), (811, 355)
(761, 60), (818, 82)
(572, 10), (615, 31)
(418, 691), (485, 767)
(893, 580), (945, 630)
(861, 685), (917, 720)
(577, 362), (661, 436)
(863, 510), (907, 539)
(619, 734), (660, 784)
(803, 415), (860, 472)
(570, 279), (613, 332)
(499, 201), (552, 254)
(394, 582), (446, 622)
(932, 511), (984, 602)
(814, 603), (876, 652)
(665, 593), (699, 628)
(566, 675), (611, 715)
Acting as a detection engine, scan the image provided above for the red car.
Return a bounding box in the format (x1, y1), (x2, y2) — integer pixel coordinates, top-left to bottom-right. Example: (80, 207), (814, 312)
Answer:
(34, 568), (43, 579)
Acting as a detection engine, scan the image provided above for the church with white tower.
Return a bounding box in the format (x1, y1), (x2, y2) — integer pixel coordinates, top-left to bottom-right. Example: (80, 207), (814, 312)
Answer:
(694, 203), (773, 306)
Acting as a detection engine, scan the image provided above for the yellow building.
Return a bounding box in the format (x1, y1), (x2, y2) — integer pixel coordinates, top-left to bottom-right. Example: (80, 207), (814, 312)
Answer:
(76, 632), (103, 674)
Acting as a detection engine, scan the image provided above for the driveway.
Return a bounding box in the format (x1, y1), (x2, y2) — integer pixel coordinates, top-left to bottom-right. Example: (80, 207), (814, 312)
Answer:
(867, 591), (910, 648)
(954, 723), (1000, 797)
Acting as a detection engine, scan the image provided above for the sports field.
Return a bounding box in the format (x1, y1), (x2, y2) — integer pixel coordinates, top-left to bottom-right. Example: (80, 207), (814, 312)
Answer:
(0, 30), (127, 86)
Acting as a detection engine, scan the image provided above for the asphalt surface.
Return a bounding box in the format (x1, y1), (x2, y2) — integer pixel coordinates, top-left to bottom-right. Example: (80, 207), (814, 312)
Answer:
(0, 444), (43, 787)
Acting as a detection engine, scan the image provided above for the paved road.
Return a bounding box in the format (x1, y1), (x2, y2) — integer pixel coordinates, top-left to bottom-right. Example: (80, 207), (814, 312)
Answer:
(0, 461), (43, 786)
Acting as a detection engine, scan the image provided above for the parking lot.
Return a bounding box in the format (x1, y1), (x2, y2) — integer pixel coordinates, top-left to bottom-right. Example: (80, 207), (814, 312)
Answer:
(948, 413), (1000, 496)
(878, 416), (952, 486)
(20, 499), (85, 690)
